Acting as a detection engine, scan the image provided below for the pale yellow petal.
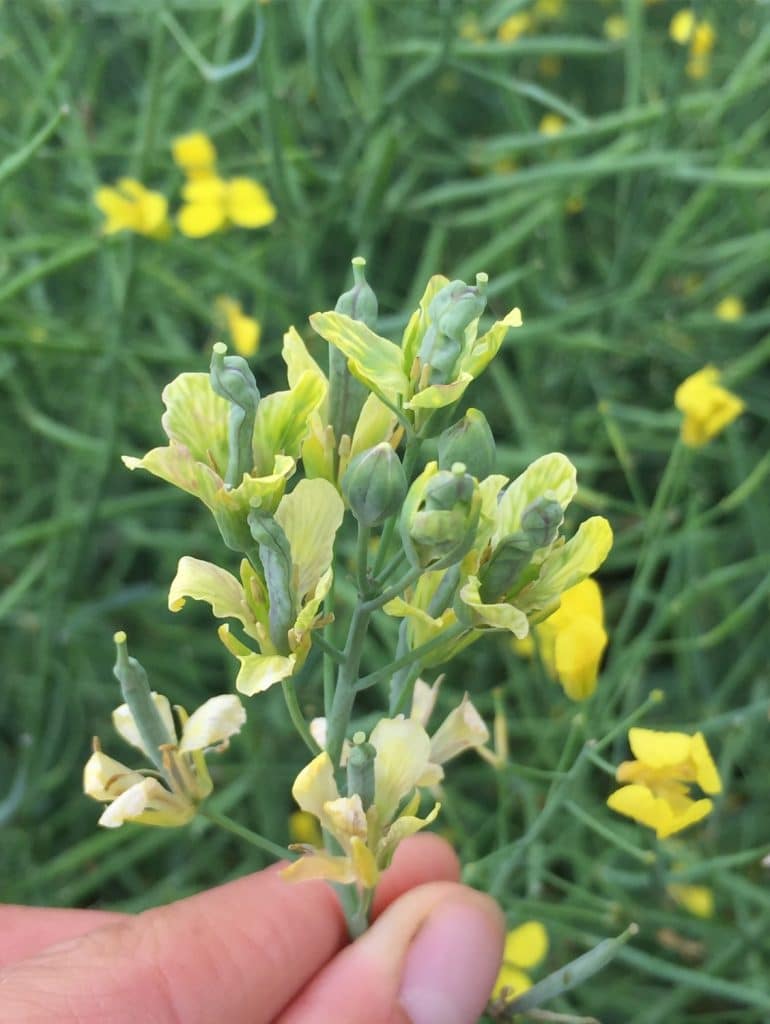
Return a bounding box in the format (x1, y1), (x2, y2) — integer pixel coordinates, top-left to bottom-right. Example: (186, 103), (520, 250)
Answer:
(97, 778), (194, 828)
(309, 311), (409, 407)
(370, 716), (433, 823)
(533, 517), (613, 599)
(429, 694), (489, 764)
(459, 576), (530, 638)
(668, 883), (714, 919)
(275, 478), (344, 600)
(292, 751), (339, 818)
(233, 650), (297, 695)
(281, 851), (357, 885)
(83, 751), (145, 801)
(495, 453), (577, 542)
(168, 555), (258, 639)
(178, 694), (246, 753)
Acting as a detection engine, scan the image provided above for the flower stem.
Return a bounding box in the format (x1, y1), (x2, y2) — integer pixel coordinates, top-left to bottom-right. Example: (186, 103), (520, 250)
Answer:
(201, 808), (294, 861)
(281, 677), (320, 756)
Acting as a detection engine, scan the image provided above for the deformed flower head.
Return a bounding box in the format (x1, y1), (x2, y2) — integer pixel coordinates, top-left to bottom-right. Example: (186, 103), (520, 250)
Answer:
(84, 635), (245, 828)
(674, 365), (744, 447)
(607, 728), (722, 839)
(93, 179), (169, 238)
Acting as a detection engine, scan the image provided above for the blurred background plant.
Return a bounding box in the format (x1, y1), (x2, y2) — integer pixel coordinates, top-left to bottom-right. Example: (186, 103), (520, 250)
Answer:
(1, 0), (769, 1020)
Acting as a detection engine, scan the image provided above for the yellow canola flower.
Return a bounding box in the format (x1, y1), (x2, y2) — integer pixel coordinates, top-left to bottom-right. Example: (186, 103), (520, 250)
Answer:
(515, 577), (608, 700)
(539, 113), (566, 136)
(534, 0), (563, 18)
(668, 883), (714, 918)
(674, 365), (744, 447)
(497, 13), (534, 42)
(216, 296), (261, 358)
(669, 9), (696, 45)
(492, 921), (549, 1002)
(607, 728), (722, 839)
(714, 296), (745, 322)
(178, 175), (277, 237)
(172, 131), (218, 181)
(289, 810), (323, 846)
(93, 178), (170, 238)
(84, 689), (246, 828)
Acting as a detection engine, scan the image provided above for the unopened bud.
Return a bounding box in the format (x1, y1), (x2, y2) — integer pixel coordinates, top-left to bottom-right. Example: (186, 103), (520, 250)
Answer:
(342, 443), (407, 527)
(335, 256), (378, 328)
(437, 409), (496, 479)
(347, 735), (377, 810)
(520, 496), (563, 549)
(210, 342), (260, 488)
(329, 257), (377, 444)
(423, 463), (475, 511)
(407, 464), (479, 565)
(416, 276), (488, 386)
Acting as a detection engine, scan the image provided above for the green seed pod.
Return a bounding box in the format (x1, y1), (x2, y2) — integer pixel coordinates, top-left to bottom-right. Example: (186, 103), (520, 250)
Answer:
(342, 443), (407, 527)
(247, 511), (296, 655)
(329, 257), (377, 444)
(346, 732), (377, 811)
(112, 631), (174, 772)
(520, 496), (564, 550)
(437, 409), (496, 479)
(210, 342), (260, 488)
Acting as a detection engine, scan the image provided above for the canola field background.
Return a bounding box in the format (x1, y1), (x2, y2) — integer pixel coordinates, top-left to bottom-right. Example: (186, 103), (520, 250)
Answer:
(1, 1), (770, 1021)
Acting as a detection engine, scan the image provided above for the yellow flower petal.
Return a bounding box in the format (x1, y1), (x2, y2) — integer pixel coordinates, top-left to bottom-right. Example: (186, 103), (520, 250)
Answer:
(370, 716), (433, 824)
(292, 751), (339, 819)
(495, 453), (577, 542)
(714, 296), (745, 321)
(607, 784), (713, 839)
(492, 964), (532, 1001)
(178, 694), (246, 753)
(690, 732), (722, 794)
(628, 728), (695, 768)
(429, 694), (489, 764)
(675, 366), (744, 447)
(226, 177), (277, 228)
(497, 13), (533, 42)
(289, 810), (323, 846)
(177, 201), (227, 238)
(503, 921), (549, 969)
(668, 883), (714, 919)
(534, 517), (613, 599)
(669, 9), (695, 45)
(539, 113), (565, 136)
(112, 694), (176, 755)
(98, 778), (195, 828)
(459, 576), (530, 638)
(172, 131), (218, 176)
(553, 614), (608, 700)
(83, 751), (145, 801)
(169, 555), (258, 638)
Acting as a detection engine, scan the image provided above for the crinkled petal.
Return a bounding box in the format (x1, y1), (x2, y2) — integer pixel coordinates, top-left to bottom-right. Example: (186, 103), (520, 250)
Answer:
(281, 851), (357, 885)
(169, 556), (258, 638)
(429, 694), (489, 764)
(459, 576), (530, 638)
(83, 751), (145, 801)
(400, 275), (450, 373)
(405, 373), (472, 411)
(178, 694), (246, 753)
(98, 778), (194, 829)
(292, 751), (339, 818)
(252, 372), (327, 475)
(370, 716), (433, 824)
(460, 308), (522, 380)
(495, 453), (577, 543)
(275, 479), (344, 601)
(533, 517), (613, 600)
(349, 393), (398, 458)
(377, 802), (441, 868)
(309, 311), (409, 407)
(159, 373), (230, 468)
(410, 677), (443, 728)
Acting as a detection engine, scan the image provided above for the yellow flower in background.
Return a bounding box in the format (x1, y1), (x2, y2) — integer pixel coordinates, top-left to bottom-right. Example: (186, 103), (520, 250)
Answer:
(497, 12), (534, 42)
(538, 55), (562, 78)
(178, 175), (276, 237)
(458, 14), (485, 42)
(539, 113), (566, 136)
(604, 15), (629, 41)
(534, 0), (563, 18)
(515, 578), (608, 701)
(607, 728), (722, 839)
(714, 296), (745, 322)
(669, 9), (696, 45)
(216, 296), (261, 358)
(674, 365), (744, 447)
(668, 883), (714, 918)
(492, 921), (549, 1001)
(93, 178), (169, 238)
(289, 810), (323, 846)
(172, 131), (218, 181)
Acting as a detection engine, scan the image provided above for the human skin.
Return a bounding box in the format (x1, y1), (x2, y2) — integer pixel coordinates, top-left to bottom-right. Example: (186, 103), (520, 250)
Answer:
(0, 834), (504, 1024)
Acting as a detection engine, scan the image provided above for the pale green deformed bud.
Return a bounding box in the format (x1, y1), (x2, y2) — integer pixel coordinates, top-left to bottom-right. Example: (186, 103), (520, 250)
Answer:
(407, 463), (480, 567)
(247, 510), (296, 655)
(520, 496), (564, 550)
(112, 631), (174, 772)
(437, 409), (496, 479)
(417, 274), (488, 385)
(329, 257), (377, 445)
(479, 496), (564, 602)
(346, 731), (377, 811)
(210, 342), (260, 489)
(342, 442), (407, 527)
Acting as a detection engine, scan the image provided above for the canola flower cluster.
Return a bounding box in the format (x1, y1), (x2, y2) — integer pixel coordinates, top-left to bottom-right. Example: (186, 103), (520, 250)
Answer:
(82, 257), (731, 965)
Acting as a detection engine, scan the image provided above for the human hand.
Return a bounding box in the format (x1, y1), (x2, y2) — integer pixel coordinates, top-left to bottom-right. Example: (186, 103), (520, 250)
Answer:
(0, 834), (503, 1023)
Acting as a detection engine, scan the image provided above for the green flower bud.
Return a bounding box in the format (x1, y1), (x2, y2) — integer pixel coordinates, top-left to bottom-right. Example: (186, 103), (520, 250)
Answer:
(329, 257), (377, 444)
(247, 510), (296, 655)
(407, 463), (479, 566)
(520, 496), (564, 550)
(342, 443), (408, 527)
(479, 497), (563, 602)
(416, 275), (488, 385)
(210, 342), (260, 488)
(335, 256), (378, 328)
(346, 731), (377, 810)
(112, 631), (173, 772)
(437, 409), (496, 478)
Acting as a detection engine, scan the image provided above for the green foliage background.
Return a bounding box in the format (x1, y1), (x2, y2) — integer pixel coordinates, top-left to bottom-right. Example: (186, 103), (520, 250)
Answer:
(1, 1), (769, 1020)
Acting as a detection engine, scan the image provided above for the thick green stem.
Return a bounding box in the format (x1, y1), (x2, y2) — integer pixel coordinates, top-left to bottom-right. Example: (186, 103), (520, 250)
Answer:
(327, 604), (371, 769)
(360, 564), (422, 613)
(358, 621), (466, 693)
(356, 521), (372, 596)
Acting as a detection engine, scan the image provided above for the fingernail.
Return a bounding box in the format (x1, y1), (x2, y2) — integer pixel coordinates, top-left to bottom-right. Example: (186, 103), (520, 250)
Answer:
(398, 896), (503, 1024)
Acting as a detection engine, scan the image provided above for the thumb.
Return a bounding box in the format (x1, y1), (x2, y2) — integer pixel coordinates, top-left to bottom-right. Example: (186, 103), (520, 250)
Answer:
(278, 881), (505, 1024)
